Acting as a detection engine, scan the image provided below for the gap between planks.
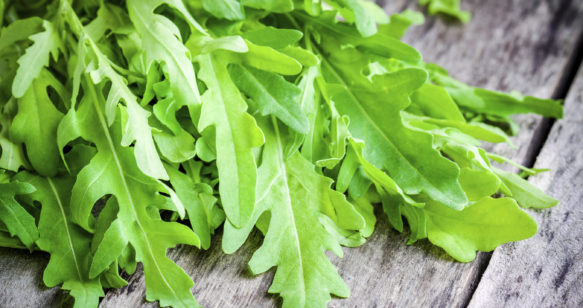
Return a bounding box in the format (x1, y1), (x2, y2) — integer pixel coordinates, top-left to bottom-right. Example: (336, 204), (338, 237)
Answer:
(463, 24), (583, 308)
(523, 29), (583, 170)
(468, 51), (583, 308)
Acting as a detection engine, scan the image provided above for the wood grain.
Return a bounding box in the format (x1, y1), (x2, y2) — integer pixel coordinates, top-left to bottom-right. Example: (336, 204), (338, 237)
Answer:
(0, 248), (65, 307)
(469, 66), (583, 308)
(100, 1), (583, 307)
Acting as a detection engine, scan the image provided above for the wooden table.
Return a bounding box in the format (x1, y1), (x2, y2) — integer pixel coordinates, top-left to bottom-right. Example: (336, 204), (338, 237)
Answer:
(1, 0), (582, 307)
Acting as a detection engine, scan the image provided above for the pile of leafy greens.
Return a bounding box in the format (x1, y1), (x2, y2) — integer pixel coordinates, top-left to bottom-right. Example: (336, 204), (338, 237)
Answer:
(0, 0), (561, 307)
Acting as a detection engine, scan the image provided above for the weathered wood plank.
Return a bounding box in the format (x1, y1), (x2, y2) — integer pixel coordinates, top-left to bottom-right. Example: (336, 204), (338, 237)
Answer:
(468, 65), (583, 308)
(98, 1), (583, 307)
(0, 248), (64, 307)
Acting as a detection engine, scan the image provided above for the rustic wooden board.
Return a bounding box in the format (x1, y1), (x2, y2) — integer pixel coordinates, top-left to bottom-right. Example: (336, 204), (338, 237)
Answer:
(0, 248), (64, 307)
(99, 1), (583, 308)
(468, 66), (583, 308)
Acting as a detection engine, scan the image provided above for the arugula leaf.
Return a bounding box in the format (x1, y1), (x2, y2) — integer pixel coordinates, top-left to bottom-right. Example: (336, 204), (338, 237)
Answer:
(296, 66), (326, 162)
(425, 197), (537, 262)
(242, 0), (294, 13)
(380, 9), (424, 39)
(228, 64), (309, 133)
(494, 168), (559, 209)
(61, 1), (169, 181)
(10, 69), (65, 176)
(429, 66), (564, 120)
(223, 117), (364, 308)
(322, 60), (467, 209)
(242, 27), (303, 49)
(196, 53), (264, 228)
(11, 20), (61, 98)
(419, 0), (471, 23)
(0, 230), (28, 249)
(299, 12), (421, 62)
(0, 17), (43, 53)
(235, 40), (303, 75)
(326, 0), (377, 37)
(167, 161), (224, 249)
(14, 172), (104, 307)
(61, 77), (199, 307)
(127, 0), (201, 134)
(202, 0), (245, 20)
(0, 100), (29, 171)
(0, 180), (37, 249)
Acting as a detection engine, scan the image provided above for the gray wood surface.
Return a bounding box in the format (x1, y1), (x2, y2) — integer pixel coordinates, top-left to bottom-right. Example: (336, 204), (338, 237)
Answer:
(100, 1), (583, 307)
(0, 248), (64, 307)
(469, 65), (583, 308)
(2, 0), (582, 307)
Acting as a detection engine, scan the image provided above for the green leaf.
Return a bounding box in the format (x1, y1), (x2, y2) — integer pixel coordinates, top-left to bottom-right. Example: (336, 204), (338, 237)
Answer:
(152, 127), (197, 163)
(62, 77), (199, 308)
(327, 0), (377, 37)
(0, 230), (27, 249)
(0, 180), (37, 249)
(223, 117), (364, 308)
(279, 46), (319, 67)
(379, 10), (424, 39)
(202, 0), (245, 20)
(403, 113), (511, 144)
(0, 17), (43, 53)
(474, 89), (563, 118)
(0, 1), (565, 305)
(459, 168), (501, 201)
(431, 70), (563, 119)
(12, 20), (61, 98)
(14, 172), (104, 307)
(323, 60), (467, 209)
(186, 35), (248, 55)
(299, 13), (421, 62)
(242, 0), (294, 13)
(64, 2), (169, 181)
(0, 0), (4, 26)
(410, 83), (465, 121)
(242, 27), (303, 49)
(196, 53), (264, 228)
(229, 64), (309, 133)
(419, 0), (471, 23)
(236, 40), (303, 75)
(10, 69), (65, 176)
(425, 197), (537, 262)
(296, 66), (326, 162)
(127, 0), (201, 132)
(402, 205), (427, 244)
(0, 101), (29, 171)
(167, 161), (224, 249)
(494, 168), (559, 209)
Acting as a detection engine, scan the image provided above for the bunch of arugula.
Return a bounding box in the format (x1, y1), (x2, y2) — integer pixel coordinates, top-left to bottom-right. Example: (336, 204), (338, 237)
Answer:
(0, 0), (561, 307)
